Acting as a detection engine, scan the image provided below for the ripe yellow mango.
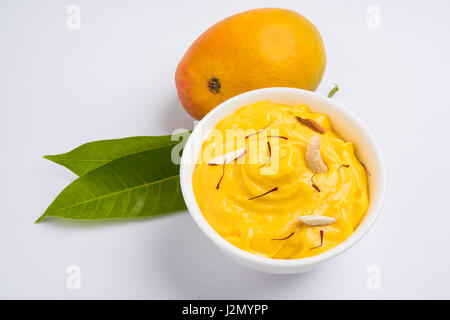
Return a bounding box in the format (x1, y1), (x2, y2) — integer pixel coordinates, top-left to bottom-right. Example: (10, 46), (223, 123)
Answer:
(175, 8), (326, 119)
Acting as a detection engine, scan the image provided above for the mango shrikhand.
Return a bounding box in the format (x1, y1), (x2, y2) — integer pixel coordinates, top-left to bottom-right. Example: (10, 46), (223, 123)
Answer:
(192, 101), (369, 259)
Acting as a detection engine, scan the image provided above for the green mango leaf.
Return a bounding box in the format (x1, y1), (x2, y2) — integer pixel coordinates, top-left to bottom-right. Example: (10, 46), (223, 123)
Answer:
(36, 144), (186, 222)
(44, 132), (190, 176)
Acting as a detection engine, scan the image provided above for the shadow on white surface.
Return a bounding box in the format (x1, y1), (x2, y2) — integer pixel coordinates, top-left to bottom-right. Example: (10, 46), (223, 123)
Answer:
(158, 95), (195, 132)
(38, 211), (186, 230)
(148, 214), (322, 299)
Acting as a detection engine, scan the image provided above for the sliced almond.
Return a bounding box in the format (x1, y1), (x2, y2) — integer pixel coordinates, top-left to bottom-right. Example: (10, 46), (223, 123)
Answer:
(298, 215), (336, 226)
(207, 147), (246, 165)
(296, 116), (326, 134)
(305, 135), (328, 173)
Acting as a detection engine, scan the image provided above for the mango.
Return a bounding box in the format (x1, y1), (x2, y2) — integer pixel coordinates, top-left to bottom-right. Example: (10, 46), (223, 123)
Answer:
(175, 8), (326, 119)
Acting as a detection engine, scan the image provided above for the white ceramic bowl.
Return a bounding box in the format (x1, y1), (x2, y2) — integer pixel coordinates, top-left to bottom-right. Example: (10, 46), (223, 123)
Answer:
(180, 87), (385, 274)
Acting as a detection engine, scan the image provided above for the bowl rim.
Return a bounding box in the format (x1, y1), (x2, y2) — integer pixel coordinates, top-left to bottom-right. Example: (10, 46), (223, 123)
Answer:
(180, 87), (386, 269)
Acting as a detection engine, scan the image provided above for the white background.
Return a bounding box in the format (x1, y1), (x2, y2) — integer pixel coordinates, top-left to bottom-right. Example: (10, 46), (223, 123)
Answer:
(1, 0), (449, 299)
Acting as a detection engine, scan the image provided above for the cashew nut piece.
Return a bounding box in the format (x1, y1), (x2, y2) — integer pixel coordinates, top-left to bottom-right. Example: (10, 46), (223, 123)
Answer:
(305, 135), (328, 173)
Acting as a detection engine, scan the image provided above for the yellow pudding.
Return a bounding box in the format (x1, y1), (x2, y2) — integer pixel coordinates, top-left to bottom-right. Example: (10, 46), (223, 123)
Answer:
(192, 101), (369, 259)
